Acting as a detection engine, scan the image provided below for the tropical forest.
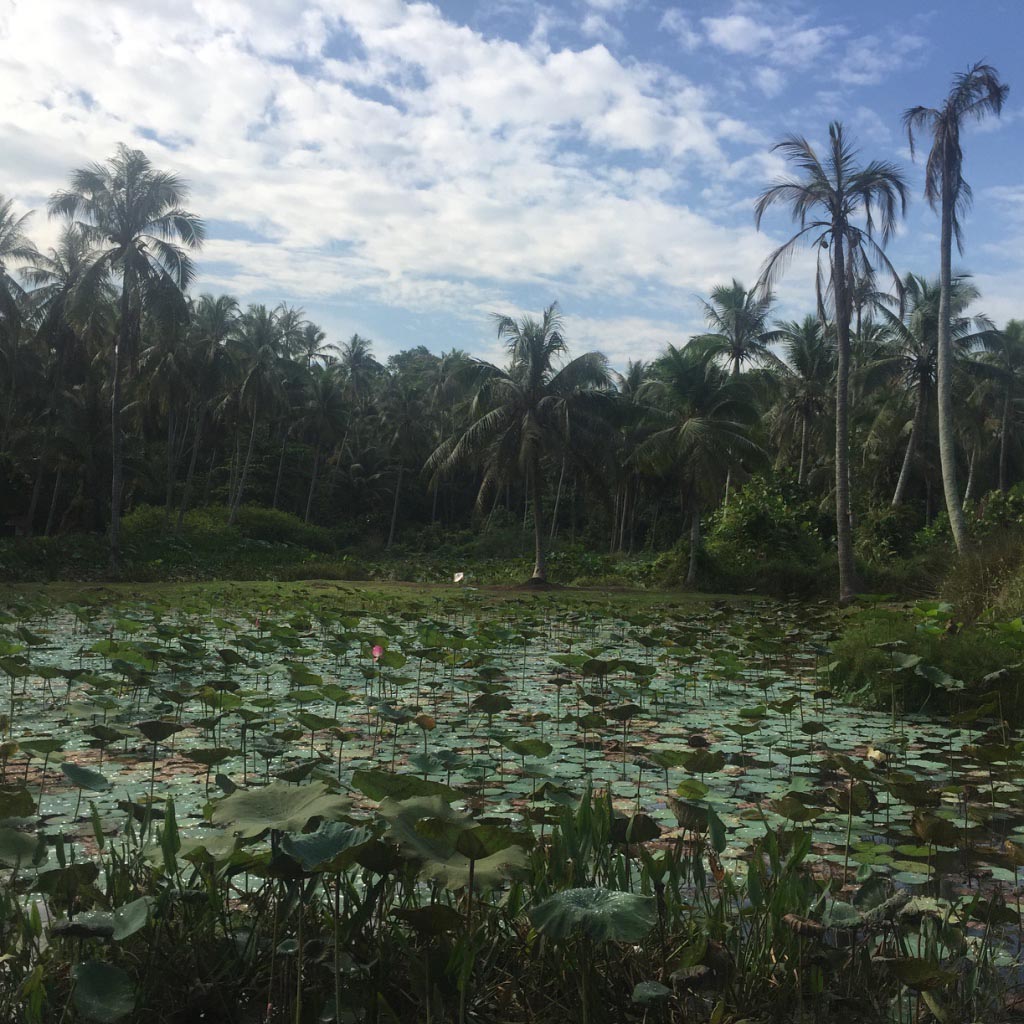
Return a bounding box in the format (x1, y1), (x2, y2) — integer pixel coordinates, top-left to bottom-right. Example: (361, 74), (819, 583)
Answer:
(0, 22), (1023, 1024)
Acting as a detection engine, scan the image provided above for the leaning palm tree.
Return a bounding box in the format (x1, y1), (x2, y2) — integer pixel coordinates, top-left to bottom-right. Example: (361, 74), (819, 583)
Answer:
(765, 316), (835, 485)
(904, 62), (1009, 552)
(637, 345), (761, 584)
(755, 123), (908, 602)
(48, 145), (204, 571)
(691, 280), (782, 377)
(865, 274), (989, 507)
(428, 303), (611, 582)
(972, 320), (1024, 493)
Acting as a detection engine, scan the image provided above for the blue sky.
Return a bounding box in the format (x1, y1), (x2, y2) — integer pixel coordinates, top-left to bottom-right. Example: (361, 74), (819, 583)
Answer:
(2, 0), (1022, 367)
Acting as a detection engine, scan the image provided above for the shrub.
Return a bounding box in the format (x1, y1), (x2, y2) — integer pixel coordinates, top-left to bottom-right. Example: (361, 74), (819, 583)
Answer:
(234, 505), (337, 552)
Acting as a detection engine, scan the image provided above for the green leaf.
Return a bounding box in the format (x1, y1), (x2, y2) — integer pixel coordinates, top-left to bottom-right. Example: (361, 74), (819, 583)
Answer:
(0, 827), (44, 867)
(280, 820), (372, 871)
(352, 768), (461, 803)
(211, 782), (351, 838)
(72, 961), (136, 1022)
(112, 897), (153, 941)
(530, 888), (656, 943)
(60, 763), (112, 793)
(632, 981), (672, 1005)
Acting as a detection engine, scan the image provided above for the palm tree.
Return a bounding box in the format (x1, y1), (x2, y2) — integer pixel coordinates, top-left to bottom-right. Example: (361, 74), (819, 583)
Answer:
(226, 304), (287, 523)
(0, 195), (36, 332)
(176, 294), (238, 531)
(755, 123), (908, 602)
(48, 145), (204, 570)
(429, 303), (611, 582)
(301, 364), (346, 523)
(765, 316), (835, 485)
(904, 62), (1009, 552)
(973, 320), (1024, 493)
(692, 280), (782, 377)
(637, 346), (760, 584)
(865, 274), (989, 507)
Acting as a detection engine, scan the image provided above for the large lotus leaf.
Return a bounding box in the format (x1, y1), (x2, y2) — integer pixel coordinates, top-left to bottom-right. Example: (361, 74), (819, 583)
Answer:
(183, 747), (236, 768)
(632, 981), (671, 1005)
(212, 782), (351, 837)
(610, 814), (661, 845)
(395, 904), (464, 935)
(352, 768), (461, 803)
(61, 762), (112, 793)
(0, 827), (44, 867)
(72, 961), (136, 1022)
(112, 896), (153, 940)
(530, 888), (656, 943)
(379, 795), (472, 862)
(280, 820), (372, 871)
(454, 824), (535, 861)
(136, 720), (184, 744)
(422, 844), (529, 891)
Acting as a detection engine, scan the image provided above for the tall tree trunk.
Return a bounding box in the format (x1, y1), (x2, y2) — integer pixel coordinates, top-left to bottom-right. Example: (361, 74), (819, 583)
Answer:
(999, 386), (1011, 493)
(937, 171), (970, 553)
(431, 480), (439, 525)
(272, 424), (293, 509)
(229, 404), (258, 525)
(176, 405), (205, 535)
(386, 464), (403, 549)
(164, 408), (177, 526)
(304, 443), (320, 524)
(549, 458), (565, 542)
(832, 233), (858, 603)
(24, 462), (43, 537)
(963, 446), (976, 509)
(891, 384), (927, 507)
(45, 463), (63, 537)
(618, 480), (630, 552)
(110, 277), (130, 574)
(530, 455), (546, 581)
(797, 417), (808, 485)
(686, 494), (701, 586)
(201, 446), (218, 507)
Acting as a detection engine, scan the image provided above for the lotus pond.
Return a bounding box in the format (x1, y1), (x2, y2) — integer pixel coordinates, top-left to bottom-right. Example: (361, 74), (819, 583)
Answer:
(0, 582), (1022, 1023)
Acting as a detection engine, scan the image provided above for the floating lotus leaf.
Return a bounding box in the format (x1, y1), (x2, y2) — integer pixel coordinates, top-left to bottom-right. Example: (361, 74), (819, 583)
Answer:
(632, 981), (671, 1005)
(72, 961), (136, 1022)
(280, 820), (372, 871)
(212, 782), (351, 837)
(352, 769), (462, 803)
(530, 887), (656, 943)
(60, 763), (112, 792)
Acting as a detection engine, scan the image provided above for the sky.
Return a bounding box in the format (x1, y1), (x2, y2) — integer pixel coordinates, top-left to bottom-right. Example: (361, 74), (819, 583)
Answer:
(1, 0), (1022, 368)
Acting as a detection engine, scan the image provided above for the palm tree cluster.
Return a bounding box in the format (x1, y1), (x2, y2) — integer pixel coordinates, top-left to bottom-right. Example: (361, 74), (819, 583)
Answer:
(0, 64), (1014, 598)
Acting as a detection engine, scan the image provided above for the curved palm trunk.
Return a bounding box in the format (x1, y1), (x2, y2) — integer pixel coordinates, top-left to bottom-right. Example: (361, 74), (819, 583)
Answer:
(386, 464), (404, 549)
(45, 463), (63, 537)
(963, 446), (976, 508)
(163, 408), (177, 526)
(686, 494), (700, 586)
(549, 458), (566, 542)
(530, 456), (546, 581)
(937, 176), (970, 553)
(229, 404), (259, 525)
(176, 404), (206, 534)
(999, 386), (1012, 493)
(304, 443), (320, 524)
(110, 279), (130, 573)
(272, 423), (293, 509)
(832, 234), (858, 603)
(797, 417), (808, 486)
(891, 383), (927, 507)
(24, 462), (44, 537)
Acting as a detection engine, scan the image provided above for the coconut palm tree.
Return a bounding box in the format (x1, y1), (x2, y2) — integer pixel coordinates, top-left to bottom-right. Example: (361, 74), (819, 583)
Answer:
(226, 304), (286, 523)
(692, 280), (782, 377)
(0, 195), (36, 332)
(637, 345), (760, 584)
(175, 294), (238, 531)
(765, 316), (835, 485)
(301, 364), (346, 523)
(429, 303), (611, 582)
(903, 62), (1009, 552)
(865, 274), (990, 507)
(755, 122), (908, 602)
(972, 320), (1024, 493)
(48, 145), (204, 570)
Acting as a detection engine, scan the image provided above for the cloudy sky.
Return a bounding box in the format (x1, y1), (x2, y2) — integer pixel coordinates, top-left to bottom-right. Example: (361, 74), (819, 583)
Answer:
(2, 0), (1022, 367)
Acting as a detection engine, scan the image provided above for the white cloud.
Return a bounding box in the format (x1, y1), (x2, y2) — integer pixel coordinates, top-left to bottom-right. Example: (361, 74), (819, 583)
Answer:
(754, 67), (784, 97)
(659, 9), (701, 51)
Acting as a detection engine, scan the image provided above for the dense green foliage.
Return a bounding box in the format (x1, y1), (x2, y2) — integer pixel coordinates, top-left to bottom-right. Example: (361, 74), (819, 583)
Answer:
(0, 64), (1019, 600)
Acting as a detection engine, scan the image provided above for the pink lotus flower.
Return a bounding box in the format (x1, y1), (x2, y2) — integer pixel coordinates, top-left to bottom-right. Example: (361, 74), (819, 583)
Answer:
(372, 644), (384, 662)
